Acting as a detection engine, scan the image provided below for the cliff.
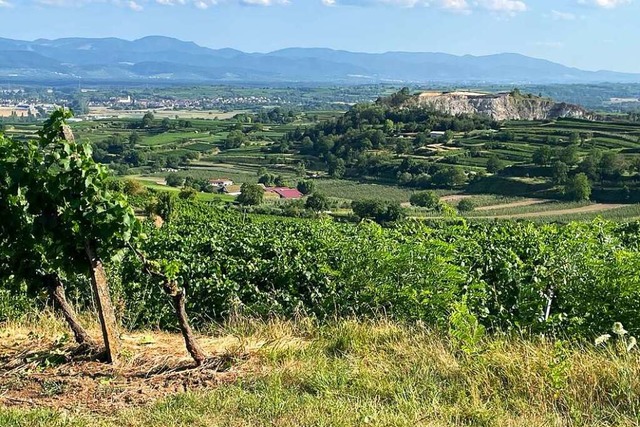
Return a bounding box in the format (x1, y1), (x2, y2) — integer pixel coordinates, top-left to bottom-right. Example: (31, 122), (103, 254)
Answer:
(403, 91), (592, 121)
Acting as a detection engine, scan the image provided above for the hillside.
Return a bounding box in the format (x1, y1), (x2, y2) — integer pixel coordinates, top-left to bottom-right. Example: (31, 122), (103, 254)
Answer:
(1, 36), (640, 84)
(404, 91), (592, 121)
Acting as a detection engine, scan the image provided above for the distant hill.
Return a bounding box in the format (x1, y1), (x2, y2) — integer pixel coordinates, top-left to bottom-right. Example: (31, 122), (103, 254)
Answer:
(0, 36), (639, 84)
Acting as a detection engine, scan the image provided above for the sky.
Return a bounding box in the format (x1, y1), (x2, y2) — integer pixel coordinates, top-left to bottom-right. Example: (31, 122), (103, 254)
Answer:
(0, 0), (638, 73)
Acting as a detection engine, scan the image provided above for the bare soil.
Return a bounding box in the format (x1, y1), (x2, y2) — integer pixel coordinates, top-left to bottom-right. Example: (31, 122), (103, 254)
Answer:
(478, 203), (626, 219)
(0, 325), (275, 414)
(475, 199), (551, 212)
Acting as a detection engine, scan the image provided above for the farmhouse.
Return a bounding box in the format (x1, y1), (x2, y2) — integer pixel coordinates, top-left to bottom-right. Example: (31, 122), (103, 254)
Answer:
(264, 187), (303, 200)
(209, 178), (234, 187)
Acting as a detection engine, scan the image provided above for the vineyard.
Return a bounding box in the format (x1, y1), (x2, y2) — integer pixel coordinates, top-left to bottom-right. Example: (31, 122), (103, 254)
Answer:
(3, 111), (640, 425)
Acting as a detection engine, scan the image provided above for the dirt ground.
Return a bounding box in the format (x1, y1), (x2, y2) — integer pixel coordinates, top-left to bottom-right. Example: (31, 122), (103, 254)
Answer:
(473, 203), (627, 219)
(475, 199), (551, 211)
(0, 324), (275, 414)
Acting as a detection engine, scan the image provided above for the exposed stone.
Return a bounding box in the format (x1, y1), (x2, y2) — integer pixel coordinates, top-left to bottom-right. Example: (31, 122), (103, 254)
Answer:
(403, 91), (592, 121)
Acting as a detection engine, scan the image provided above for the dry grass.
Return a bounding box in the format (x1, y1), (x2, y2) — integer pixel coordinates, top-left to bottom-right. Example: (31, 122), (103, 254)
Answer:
(1, 315), (639, 426)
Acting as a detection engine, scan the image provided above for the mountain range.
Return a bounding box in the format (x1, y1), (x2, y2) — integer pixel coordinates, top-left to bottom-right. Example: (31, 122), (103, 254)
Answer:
(1, 36), (639, 84)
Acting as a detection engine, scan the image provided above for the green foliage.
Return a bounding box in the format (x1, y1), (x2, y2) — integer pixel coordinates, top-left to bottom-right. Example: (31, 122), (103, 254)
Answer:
(237, 183), (264, 206)
(224, 130), (246, 149)
(449, 298), (485, 355)
(486, 155), (504, 174)
(305, 193), (329, 212)
(179, 187), (197, 200)
(297, 180), (315, 195)
(457, 199), (476, 212)
(108, 204), (640, 339)
(409, 191), (440, 208)
(351, 200), (405, 224)
(566, 173), (592, 201)
(552, 160), (569, 185)
(141, 112), (154, 128)
(165, 173), (184, 188)
(0, 109), (141, 307)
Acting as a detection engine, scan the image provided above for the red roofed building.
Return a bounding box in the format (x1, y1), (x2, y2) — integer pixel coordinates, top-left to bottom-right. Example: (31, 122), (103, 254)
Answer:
(265, 187), (303, 199)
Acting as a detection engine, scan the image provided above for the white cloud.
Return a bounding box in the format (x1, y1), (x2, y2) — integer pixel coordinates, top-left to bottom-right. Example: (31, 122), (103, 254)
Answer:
(442, 0), (470, 13)
(20, 0), (285, 8)
(476, 0), (526, 13)
(550, 9), (576, 19)
(534, 41), (564, 48)
(0, 0), (12, 6)
(577, 0), (632, 8)
(321, 0), (527, 13)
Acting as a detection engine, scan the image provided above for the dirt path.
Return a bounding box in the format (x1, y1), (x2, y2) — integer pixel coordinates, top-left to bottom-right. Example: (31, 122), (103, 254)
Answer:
(475, 199), (551, 212)
(476, 203), (626, 219)
(440, 195), (474, 202)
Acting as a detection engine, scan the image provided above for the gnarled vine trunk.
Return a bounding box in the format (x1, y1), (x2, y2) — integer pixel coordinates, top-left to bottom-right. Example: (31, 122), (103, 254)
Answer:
(46, 274), (96, 348)
(85, 241), (120, 364)
(165, 280), (206, 366)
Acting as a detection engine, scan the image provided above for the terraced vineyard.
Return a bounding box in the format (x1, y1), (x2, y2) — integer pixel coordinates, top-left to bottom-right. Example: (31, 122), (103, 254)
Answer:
(3, 103), (640, 221)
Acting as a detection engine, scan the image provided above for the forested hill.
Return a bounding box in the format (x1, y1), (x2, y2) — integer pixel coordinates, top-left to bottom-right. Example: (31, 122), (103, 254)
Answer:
(281, 90), (640, 202)
(1, 36), (640, 83)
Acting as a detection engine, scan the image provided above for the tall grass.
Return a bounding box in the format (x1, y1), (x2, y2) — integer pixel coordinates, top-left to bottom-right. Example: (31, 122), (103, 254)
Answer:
(2, 317), (639, 426)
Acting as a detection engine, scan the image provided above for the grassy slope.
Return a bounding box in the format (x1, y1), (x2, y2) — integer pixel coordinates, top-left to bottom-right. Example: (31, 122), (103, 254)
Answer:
(2, 318), (639, 426)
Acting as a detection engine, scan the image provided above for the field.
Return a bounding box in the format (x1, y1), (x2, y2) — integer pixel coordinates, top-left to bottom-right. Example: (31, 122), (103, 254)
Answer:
(2, 315), (639, 426)
(88, 107), (247, 120)
(4, 107), (640, 221)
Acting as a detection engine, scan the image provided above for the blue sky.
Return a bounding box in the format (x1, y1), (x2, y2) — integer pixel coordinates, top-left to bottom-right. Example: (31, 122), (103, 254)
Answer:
(0, 0), (638, 72)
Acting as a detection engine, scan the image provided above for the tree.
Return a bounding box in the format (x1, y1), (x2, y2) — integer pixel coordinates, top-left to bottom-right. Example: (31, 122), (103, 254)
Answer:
(165, 173), (184, 188)
(486, 155), (504, 174)
(123, 179), (146, 196)
(328, 158), (346, 178)
(128, 131), (141, 145)
(297, 180), (315, 195)
(457, 199), (476, 212)
(552, 161), (569, 185)
(161, 117), (172, 130)
(431, 167), (466, 188)
(409, 191), (440, 209)
(532, 146), (553, 166)
(305, 193), (329, 212)
(352, 200), (405, 224)
(258, 174), (276, 186)
(566, 173), (591, 201)
(444, 130), (455, 143)
(560, 145), (580, 166)
(224, 130), (246, 149)
(579, 150), (603, 181)
(237, 183), (264, 206)
(141, 112), (154, 128)
(599, 152), (626, 180)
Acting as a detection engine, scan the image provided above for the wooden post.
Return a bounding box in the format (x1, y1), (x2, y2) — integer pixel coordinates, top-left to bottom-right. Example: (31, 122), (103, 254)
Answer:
(85, 240), (120, 364)
(61, 124), (120, 363)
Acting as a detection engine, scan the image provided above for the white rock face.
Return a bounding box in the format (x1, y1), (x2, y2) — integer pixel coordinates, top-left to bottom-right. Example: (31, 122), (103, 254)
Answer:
(407, 92), (591, 121)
